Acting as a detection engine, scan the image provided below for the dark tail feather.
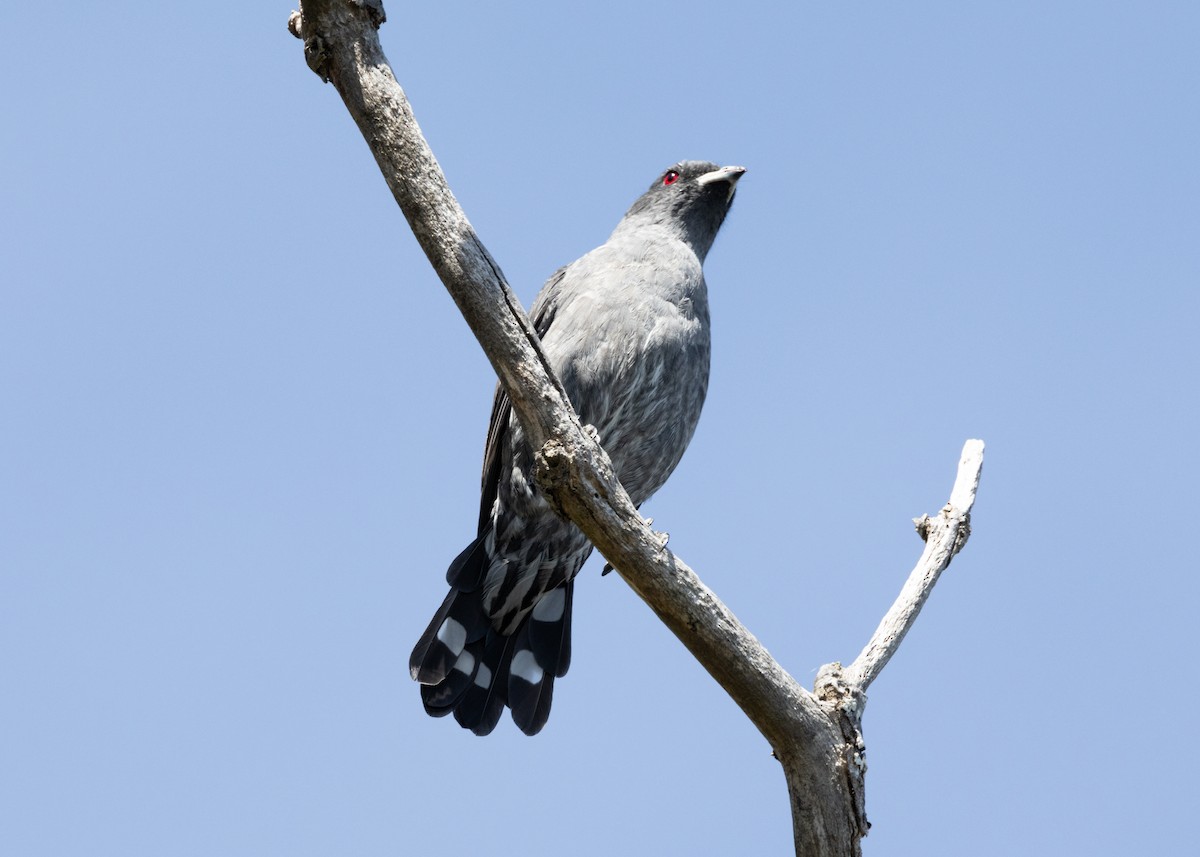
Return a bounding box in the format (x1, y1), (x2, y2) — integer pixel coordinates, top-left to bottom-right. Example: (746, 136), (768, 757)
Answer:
(420, 637), (482, 715)
(508, 623), (556, 736)
(528, 579), (574, 678)
(445, 530), (490, 590)
(453, 630), (513, 736)
(508, 580), (574, 736)
(411, 531), (491, 685)
(411, 531), (509, 736)
(412, 533), (577, 736)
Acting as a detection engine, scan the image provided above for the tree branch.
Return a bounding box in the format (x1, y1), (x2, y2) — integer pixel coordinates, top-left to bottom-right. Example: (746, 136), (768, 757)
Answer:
(812, 439), (985, 841)
(290, 5), (985, 855)
(842, 439), (985, 691)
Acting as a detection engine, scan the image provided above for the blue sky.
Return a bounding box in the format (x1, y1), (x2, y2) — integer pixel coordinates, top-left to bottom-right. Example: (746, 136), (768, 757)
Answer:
(3, 2), (1198, 854)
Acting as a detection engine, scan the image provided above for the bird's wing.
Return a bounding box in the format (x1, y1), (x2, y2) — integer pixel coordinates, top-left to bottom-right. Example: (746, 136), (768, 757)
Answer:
(476, 267), (567, 534)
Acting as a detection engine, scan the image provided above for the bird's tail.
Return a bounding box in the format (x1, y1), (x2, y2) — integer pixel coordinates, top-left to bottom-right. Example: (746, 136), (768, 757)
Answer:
(409, 533), (575, 736)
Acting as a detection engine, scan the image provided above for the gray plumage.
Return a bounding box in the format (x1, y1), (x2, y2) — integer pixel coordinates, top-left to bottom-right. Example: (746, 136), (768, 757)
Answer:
(410, 160), (744, 735)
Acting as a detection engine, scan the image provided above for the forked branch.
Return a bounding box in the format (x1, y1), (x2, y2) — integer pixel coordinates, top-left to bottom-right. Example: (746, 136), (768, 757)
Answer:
(290, 5), (985, 855)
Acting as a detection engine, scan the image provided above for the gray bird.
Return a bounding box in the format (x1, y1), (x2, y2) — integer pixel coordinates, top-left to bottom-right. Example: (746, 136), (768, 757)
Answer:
(410, 160), (745, 735)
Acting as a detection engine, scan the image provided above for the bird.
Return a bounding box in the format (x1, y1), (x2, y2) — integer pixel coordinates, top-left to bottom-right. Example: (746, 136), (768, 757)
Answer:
(409, 160), (745, 736)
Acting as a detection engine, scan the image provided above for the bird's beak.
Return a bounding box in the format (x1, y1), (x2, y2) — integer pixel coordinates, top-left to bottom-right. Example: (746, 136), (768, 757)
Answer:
(697, 165), (746, 202)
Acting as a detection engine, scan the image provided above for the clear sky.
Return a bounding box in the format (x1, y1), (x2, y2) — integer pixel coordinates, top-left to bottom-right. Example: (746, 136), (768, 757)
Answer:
(3, 2), (1198, 855)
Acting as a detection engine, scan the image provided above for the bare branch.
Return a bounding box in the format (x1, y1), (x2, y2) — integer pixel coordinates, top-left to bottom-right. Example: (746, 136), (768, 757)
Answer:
(291, 5), (985, 855)
(842, 439), (985, 692)
(291, 0), (573, 460)
(290, 0), (833, 753)
(810, 439), (986, 842)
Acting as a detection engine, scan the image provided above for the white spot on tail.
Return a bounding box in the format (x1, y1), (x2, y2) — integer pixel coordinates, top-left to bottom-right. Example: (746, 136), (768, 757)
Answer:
(532, 588), (566, 622)
(452, 650), (475, 676)
(473, 663), (492, 688)
(436, 618), (467, 655)
(511, 649), (544, 685)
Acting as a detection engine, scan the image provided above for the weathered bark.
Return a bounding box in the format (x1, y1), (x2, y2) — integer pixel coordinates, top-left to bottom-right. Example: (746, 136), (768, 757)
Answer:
(289, 5), (984, 855)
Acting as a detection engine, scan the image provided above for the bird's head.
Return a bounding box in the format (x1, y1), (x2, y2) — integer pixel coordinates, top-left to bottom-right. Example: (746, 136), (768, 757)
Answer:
(619, 161), (746, 261)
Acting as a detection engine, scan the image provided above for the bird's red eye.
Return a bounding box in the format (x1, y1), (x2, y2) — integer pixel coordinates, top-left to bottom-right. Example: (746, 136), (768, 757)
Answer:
(663, 170), (680, 186)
